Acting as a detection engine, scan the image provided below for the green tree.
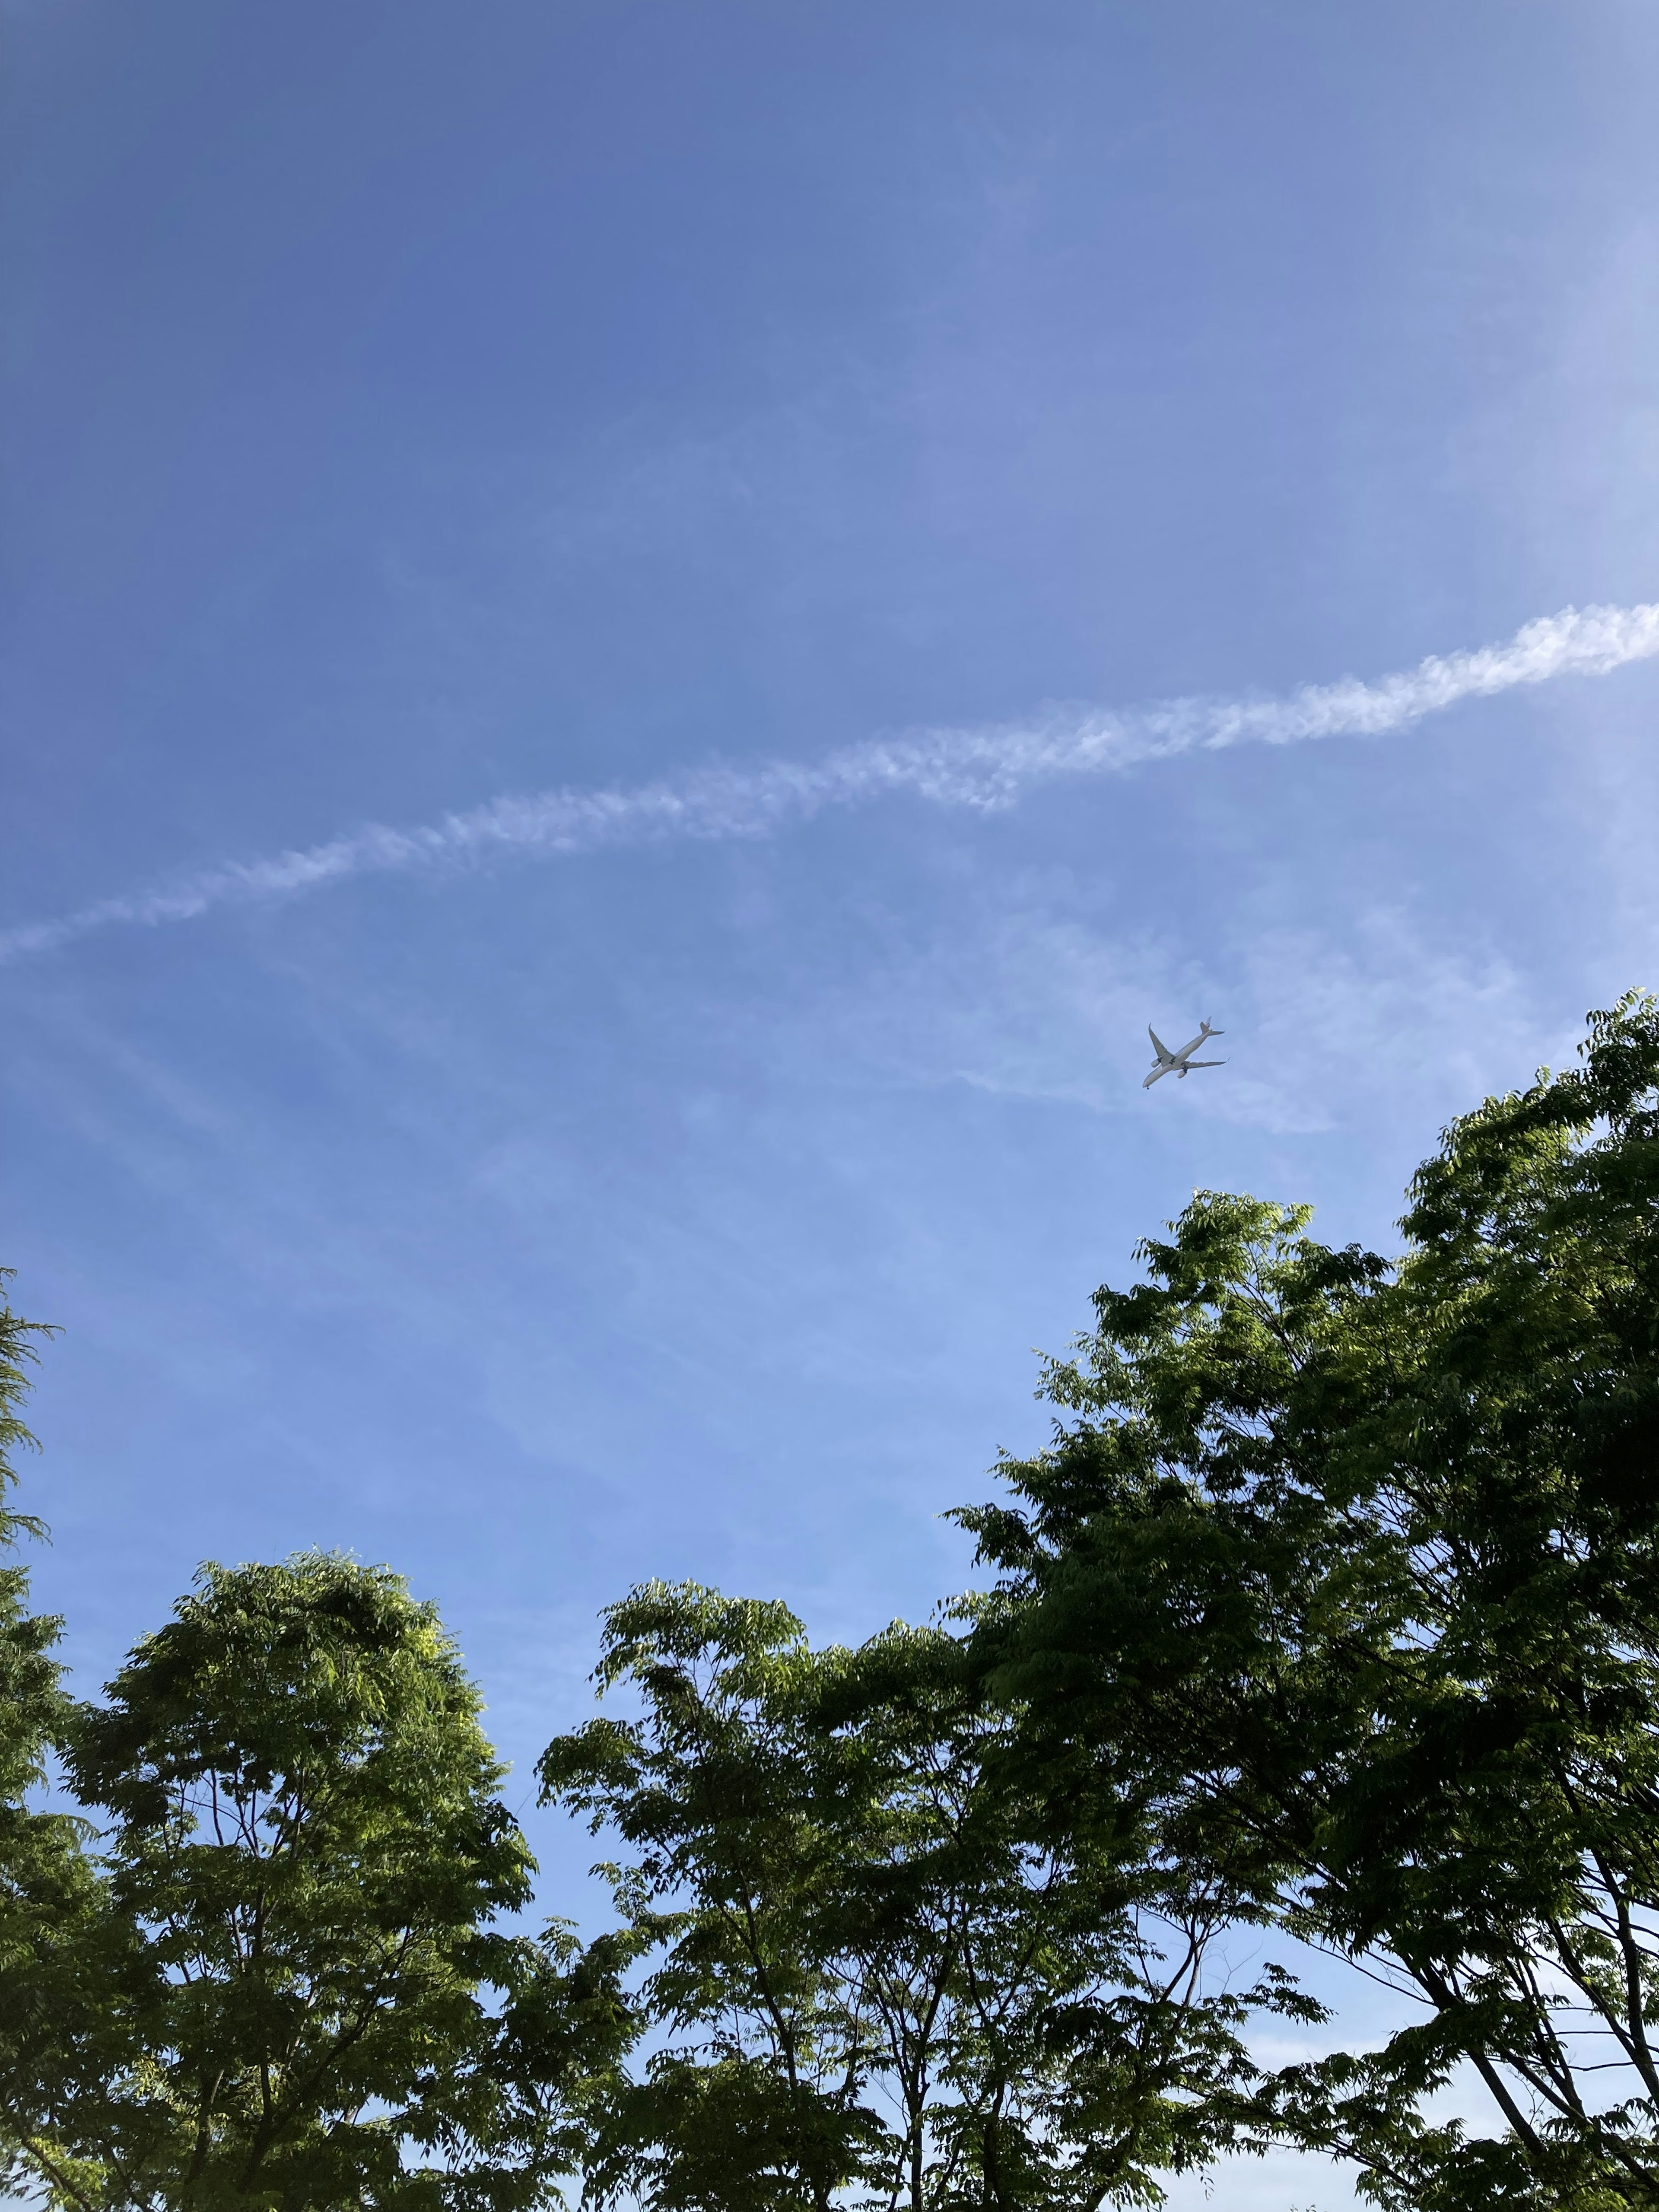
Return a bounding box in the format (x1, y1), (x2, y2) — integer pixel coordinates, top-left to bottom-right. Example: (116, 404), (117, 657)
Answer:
(962, 992), (1659, 2212)
(0, 1267), (62, 1809)
(539, 1581), (1306, 2212)
(38, 1551), (604, 2212)
(0, 1274), (121, 2208)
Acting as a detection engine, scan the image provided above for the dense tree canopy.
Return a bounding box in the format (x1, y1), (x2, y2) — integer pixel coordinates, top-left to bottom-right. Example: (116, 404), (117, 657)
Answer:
(0, 1269), (61, 1797)
(537, 1581), (1304, 2212)
(38, 1554), (598, 2212)
(961, 990), (1659, 2211)
(0, 1274), (117, 2210)
(9, 996), (1659, 2210)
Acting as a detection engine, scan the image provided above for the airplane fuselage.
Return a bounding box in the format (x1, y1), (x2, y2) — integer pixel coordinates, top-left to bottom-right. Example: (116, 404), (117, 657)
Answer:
(1143, 1021), (1225, 1088)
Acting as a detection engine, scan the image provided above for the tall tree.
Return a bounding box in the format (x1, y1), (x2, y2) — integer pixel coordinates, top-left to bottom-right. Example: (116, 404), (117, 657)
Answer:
(40, 1551), (605, 2212)
(0, 1274), (118, 2209)
(539, 1581), (1306, 2212)
(962, 992), (1659, 2212)
(0, 1266), (60, 1791)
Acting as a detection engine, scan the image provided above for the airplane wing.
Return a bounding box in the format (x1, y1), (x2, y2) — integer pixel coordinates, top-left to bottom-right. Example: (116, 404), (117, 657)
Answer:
(1147, 1027), (1171, 1058)
(1183, 1058), (1226, 1069)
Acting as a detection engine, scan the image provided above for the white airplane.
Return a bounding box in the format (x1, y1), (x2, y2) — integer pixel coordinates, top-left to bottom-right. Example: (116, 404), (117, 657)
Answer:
(1143, 1019), (1225, 1088)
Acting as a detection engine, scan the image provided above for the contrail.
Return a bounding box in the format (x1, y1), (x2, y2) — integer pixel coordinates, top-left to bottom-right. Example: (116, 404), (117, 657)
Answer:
(5, 600), (1657, 966)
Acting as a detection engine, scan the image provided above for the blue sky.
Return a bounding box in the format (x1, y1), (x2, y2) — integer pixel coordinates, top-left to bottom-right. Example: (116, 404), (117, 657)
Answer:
(6, 5), (1659, 2199)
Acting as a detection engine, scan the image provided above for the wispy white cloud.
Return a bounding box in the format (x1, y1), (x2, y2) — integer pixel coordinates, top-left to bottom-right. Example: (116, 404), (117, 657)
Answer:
(780, 896), (1557, 1142)
(6, 600), (1656, 966)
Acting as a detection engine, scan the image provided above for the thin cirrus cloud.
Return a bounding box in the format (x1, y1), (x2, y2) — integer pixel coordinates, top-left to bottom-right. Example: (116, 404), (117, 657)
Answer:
(6, 600), (1657, 967)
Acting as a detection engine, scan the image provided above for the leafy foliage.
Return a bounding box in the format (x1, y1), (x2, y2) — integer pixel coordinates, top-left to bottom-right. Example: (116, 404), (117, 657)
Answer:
(16, 996), (1659, 2212)
(0, 1274), (116, 2208)
(32, 1551), (596, 2212)
(0, 1268), (60, 1789)
(962, 992), (1659, 2212)
(538, 1580), (1308, 2212)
